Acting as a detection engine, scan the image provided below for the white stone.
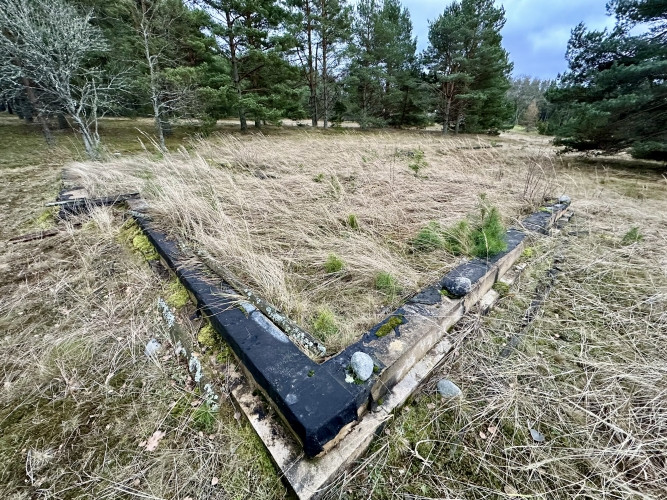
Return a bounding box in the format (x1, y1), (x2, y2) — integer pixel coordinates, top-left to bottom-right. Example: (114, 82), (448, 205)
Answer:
(437, 379), (462, 398)
(558, 195), (571, 204)
(350, 352), (374, 381)
(144, 338), (161, 357)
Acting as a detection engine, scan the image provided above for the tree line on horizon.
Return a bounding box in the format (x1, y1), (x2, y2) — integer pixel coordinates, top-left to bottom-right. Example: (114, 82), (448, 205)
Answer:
(0, 0), (664, 161)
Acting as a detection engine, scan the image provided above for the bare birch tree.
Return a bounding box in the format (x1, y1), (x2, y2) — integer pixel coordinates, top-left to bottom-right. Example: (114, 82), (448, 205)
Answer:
(136, 0), (198, 151)
(0, 0), (124, 159)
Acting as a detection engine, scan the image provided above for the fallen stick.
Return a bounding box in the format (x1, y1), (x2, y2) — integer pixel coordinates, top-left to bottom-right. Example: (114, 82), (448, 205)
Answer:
(9, 228), (60, 244)
(46, 192), (140, 207)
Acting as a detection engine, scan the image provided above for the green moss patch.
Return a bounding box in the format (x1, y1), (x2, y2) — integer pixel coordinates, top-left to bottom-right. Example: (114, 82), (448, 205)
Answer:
(197, 322), (219, 348)
(30, 207), (57, 229)
(166, 278), (190, 309)
(119, 219), (159, 261)
(492, 281), (510, 297)
(375, 315), (405, 337)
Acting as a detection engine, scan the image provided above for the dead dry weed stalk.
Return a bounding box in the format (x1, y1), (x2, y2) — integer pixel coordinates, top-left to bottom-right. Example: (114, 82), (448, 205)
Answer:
(70, 131), (564, 351)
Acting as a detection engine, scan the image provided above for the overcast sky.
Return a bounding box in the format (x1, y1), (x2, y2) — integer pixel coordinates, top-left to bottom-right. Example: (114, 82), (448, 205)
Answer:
(401, 0), (616, 79)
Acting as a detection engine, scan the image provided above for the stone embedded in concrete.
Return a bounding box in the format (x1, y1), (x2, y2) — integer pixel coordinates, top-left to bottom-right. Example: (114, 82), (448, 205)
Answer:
(437, 379), (462, 397)
(443, 276), (472, 297)
(350, 352), (374, 381)
(441, 259), (490, 297)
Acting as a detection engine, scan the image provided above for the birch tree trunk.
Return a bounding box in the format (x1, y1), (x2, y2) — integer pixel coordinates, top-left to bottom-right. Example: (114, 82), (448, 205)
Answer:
(141, 7), (166, 152)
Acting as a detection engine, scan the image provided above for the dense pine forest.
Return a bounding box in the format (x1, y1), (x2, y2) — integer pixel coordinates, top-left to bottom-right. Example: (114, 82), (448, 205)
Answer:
(1, 0), (665, 160)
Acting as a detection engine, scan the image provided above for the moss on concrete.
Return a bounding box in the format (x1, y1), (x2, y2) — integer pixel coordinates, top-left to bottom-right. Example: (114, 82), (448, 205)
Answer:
(375, 315), (405, 338)
(119, 219), (159, 261)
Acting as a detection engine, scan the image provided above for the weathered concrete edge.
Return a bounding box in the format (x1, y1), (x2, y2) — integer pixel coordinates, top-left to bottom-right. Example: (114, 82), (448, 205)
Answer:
(133, 216), (370, 458)
(231, 207), (572, 499)
(131, 203), (570, 459)
(230, 307), (455, 499)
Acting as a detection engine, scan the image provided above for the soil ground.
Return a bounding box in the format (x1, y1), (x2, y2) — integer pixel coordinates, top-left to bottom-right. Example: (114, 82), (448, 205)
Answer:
(1, 114), (666, 499)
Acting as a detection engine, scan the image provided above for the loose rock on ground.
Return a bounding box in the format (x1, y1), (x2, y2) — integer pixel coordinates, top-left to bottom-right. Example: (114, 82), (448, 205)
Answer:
(437, 378), (462, 398)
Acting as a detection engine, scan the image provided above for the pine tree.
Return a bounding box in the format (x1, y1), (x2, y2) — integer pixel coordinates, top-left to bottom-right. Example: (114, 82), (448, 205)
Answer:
(425, 0), (512, 134)
(345, 0), (425, 128)
(546, 0), (667, 160)
(196, 0), (302, 130)
(287, 0), (351, 127)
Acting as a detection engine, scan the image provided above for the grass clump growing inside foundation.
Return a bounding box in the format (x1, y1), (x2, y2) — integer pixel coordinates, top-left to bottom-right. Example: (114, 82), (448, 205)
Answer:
(375, 272), (401, 296)
(313, 308), (338, 338)
(324, 253), (345, 273)
(621, 226), (643, 245)
(443, 220), (473, 256)
(412, 222), (446, 251)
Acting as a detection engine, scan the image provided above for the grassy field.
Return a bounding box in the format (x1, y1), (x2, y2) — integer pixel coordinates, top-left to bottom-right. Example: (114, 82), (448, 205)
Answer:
(1, 114), (666, 499)
(69, 127), (562, 352)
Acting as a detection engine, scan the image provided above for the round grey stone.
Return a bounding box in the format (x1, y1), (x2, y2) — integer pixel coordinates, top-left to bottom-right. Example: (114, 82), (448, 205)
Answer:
(558, 195), (571, 205)
(447, 276), (472, 297)
(350, 352), (374, 382)
(437, 379), (462, 398)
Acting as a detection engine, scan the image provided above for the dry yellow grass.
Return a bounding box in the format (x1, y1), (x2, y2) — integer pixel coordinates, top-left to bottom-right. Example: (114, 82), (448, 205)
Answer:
(323, 145), (667, 498)
(3, 117), (666, 499)
(70, 130), (563, 351)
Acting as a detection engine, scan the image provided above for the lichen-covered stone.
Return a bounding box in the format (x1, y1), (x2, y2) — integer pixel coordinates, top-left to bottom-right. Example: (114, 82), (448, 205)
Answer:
(350, 352), (374, 382)
(443, 276), (472, 297)
(437, 379), (462, 398)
